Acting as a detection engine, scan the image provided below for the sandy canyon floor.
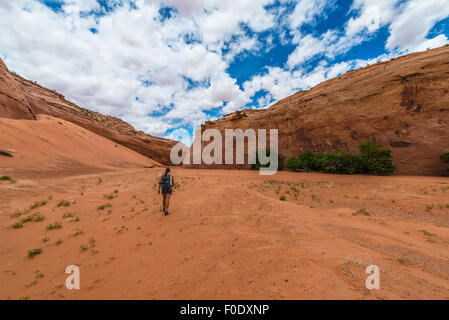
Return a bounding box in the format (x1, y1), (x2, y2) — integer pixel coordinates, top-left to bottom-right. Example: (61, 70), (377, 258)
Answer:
(1, 167), (449, 300)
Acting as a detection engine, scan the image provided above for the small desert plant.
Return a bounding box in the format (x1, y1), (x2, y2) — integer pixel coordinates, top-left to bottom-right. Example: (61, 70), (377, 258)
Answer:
(1, 175), (12, 181)
(10, 209), (25, 219)
(57, 200), (71, 207)
(353, 208), (371, 216)
(11, 222), (23, 229)
(42, 236), (49, 243)
(46, 222), (62, 230)
(97, 203), (112, 210)
(27, 248), (42, 259)
(32, 214), (45, 222)
(21, 213), (45, 223)
(30, 200), (47, 209)
(21, 215), (33, 223)
(80, 244), (88, 252)
(62, 212), (74, 218)
(72, 230), (84, 237)
(35, 270), (44, 279)
(420, 229), (436, 237)
(280, 195), (286, 201)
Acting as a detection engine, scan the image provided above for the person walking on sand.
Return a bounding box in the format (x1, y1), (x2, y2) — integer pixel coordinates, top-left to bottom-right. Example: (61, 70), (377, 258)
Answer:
(158, 168), (174, 216)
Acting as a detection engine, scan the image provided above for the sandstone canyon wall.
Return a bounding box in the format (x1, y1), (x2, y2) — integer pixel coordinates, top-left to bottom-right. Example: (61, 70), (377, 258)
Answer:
(191, 46), (449, 176)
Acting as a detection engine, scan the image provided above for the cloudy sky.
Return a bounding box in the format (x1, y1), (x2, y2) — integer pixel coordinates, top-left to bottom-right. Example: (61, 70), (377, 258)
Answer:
(1, 0), (449, 144)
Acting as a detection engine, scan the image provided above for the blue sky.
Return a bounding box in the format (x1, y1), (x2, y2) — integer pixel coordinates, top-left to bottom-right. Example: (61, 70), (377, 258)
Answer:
(1, 0), (449, 145)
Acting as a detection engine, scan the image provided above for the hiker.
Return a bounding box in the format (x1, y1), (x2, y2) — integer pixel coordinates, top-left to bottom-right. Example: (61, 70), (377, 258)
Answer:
(158, 168), (174, 216)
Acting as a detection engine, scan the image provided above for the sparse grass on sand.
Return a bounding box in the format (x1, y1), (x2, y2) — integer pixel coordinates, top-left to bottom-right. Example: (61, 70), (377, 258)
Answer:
(30, 200), (47, 209)
(420, 229), (436, 237)
(72, 230), (84, 237)
(353, 208), (371, 216)
(20, 212), (45, 224)
(46, 222), (62, 230)
(11, 222), (23, 229)
(10, 208), (30, 219)
(57, 200), (71, 207)
(97, 203), (112, 210)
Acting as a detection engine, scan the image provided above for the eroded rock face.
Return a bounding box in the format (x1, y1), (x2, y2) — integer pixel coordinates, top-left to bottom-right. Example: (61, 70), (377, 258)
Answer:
(190, 46), (449, 175)
(0, 58), (177, 165)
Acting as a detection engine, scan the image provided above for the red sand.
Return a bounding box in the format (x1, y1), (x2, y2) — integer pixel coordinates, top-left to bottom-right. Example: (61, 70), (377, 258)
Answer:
(1, 164), (449, 299)
(0, 115), (160, 179)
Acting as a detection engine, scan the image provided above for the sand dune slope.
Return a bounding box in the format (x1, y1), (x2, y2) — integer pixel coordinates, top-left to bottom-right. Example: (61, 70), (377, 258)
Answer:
(0, 115), (161, 178)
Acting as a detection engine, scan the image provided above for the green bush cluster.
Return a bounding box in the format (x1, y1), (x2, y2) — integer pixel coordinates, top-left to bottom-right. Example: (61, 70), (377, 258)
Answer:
(284, 142), (396, 175)
(441, 152), (449, 171)
(251, 148), (282, 171)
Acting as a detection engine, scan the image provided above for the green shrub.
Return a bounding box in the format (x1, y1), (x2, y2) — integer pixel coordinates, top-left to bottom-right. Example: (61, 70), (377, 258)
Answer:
(298, 151), (321, 172)
(285, 157), (302, 171)
(251, 148), (282, 171)
(358, 142), (395, 175)
(441, 152), (449, 171)
(319, 152), (364, 174)
(287, 142), (395, 176)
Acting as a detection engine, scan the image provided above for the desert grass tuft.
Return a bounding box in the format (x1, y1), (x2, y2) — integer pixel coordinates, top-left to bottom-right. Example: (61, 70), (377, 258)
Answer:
(97, 203), (112, 210)
(27, 248), (42, 259)
(57, 200), (71, 207)
(46, 222), (62, 230)
(353, 208), (370, 216)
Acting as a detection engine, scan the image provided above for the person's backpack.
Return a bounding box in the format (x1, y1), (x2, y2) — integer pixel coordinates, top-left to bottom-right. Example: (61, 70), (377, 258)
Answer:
(160, 174), (171, 190)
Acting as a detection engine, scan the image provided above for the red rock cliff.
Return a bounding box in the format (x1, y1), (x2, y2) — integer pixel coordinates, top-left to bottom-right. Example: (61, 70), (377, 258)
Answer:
(192, 46), (449, 175)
